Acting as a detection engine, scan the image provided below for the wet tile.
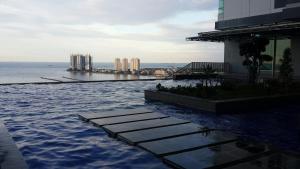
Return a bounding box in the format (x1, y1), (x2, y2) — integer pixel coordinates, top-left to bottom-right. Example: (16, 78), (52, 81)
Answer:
(78, 108), (151, 121)
(91, 112), (168, 126)
(118, 123), (204, 145)
(139, 131), (236, 156)
(103, 117), (190, 137)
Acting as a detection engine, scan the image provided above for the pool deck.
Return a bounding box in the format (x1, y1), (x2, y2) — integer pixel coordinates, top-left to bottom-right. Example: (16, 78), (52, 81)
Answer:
(0, 120), (28, 169)
(78, 108), (300, 169)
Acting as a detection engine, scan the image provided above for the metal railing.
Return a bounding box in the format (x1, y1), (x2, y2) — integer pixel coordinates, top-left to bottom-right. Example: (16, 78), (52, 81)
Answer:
(176, 62), (230, 74)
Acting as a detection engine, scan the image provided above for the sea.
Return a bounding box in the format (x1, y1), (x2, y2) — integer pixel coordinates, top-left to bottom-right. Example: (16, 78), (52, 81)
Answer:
(0, 62), (186, 84)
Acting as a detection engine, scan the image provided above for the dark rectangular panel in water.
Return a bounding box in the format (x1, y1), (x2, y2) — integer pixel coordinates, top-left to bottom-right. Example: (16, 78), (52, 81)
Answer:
(118, 123), (204, 145)
(78, 108), (152, 121)
(91, 112), (168, 126)
(139, 131), (237, 156)
(164, 141), (270, 169)
(103, 117), (190, 137)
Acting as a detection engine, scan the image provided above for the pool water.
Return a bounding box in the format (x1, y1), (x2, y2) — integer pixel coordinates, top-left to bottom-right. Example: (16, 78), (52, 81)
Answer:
(0, 80), (299, 169)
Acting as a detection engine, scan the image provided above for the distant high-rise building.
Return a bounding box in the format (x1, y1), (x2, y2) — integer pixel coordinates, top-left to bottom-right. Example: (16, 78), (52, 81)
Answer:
(130, 58), (140, 72)
(70, 55), (77, 70)
(79, 55), (86, 70)
(70, 54), (93, 71)
(85, 54), (92, 71)
(122, 58), (129, 72)
(114, 58), (122, 72)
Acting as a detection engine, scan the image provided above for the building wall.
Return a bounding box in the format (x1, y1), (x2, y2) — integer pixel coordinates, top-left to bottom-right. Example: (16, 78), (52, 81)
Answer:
(224, 40), (248, 74)
(218, 1), (300, 79)
(221, 0), (281, 21)
(216, 0), (300, 30)
(224, 38), (300, 78)
(222, 0), (247, 20)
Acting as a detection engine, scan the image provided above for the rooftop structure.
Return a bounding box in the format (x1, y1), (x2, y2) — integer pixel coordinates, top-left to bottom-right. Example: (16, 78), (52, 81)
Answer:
(188, 0), (300, 79)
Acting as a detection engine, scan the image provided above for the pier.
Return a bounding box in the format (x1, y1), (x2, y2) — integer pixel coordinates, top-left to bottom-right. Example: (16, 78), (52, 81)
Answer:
(78, 108), (300, 169)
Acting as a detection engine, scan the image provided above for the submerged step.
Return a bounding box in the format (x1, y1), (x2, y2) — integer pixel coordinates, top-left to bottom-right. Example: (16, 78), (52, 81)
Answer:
(78, 108), (152, 121)
(164, 141), (271, 169)
(103, 117), (190, 137)
(91, 112), (168, 126)
(139, 131), (237, 156)
(118, 123), (206, 145)
(0, 121), (28, 169)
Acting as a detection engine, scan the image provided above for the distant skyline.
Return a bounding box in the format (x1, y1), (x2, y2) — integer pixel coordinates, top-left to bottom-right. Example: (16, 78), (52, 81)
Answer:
(0, 0), (224, 63)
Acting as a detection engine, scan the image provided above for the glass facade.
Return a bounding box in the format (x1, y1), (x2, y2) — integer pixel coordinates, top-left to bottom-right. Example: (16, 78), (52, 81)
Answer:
(219, 0), (224, 15)
(275, 39), (291, 71)
(262, 40), (274, 71)
(262, 38), (291, 75)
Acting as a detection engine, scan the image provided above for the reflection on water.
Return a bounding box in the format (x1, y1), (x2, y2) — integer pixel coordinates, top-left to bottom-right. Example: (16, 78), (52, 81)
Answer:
(227, 153), (300, 169)
(68, 72), (144, 81)
(165, 141), (266, 169)
(0, 62), (163, 84)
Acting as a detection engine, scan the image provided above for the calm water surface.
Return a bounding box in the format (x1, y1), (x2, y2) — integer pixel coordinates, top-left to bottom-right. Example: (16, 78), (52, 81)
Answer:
(0, 62), (186, 84)
(0, 63), (299, 169)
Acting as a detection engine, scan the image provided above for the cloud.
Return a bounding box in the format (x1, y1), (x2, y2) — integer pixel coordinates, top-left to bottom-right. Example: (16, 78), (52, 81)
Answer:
(84, 0), (217, 24)
(0, 0), (217, 25)
(0, 0), (223, 62)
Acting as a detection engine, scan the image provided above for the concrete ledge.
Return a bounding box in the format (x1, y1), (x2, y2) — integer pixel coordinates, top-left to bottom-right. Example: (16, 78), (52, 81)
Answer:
(0, 121), (28, 169)
(0, 78), (170, 86)
(144, 90), (300, 113)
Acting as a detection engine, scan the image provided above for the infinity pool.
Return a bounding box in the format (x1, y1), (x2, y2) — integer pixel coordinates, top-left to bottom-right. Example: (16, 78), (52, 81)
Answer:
(0, 80), (299, 169)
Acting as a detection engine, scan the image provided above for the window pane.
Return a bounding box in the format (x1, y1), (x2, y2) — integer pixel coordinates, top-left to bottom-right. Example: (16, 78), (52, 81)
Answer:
(219, 0), (224, 15)
(275, 39), (291, 72)
(262, 40), (274, 71)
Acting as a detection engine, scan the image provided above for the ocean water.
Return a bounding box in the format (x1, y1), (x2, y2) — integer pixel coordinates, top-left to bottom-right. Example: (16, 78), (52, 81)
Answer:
(0, 63), (300, 169)
(0, 62), (186, 84)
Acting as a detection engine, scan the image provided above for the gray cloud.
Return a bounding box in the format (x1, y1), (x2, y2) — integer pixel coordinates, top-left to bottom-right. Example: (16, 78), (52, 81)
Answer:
(84, 0), (217, 24)
(0, 0), (217, 25)
(0, 0), (222, 62)
(0, 0), (218, 40)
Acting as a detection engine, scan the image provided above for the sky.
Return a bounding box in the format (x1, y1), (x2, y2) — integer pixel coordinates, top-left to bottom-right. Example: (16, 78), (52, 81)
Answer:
(0, 0), (224, 63)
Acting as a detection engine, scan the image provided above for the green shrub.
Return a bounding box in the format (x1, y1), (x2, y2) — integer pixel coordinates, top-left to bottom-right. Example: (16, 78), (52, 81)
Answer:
(155, 79), (300, 100)
(239, 36), (273, 84)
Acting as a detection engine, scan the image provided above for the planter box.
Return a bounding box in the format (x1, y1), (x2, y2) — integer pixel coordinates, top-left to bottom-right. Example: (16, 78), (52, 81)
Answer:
(144, 90), (300, 114)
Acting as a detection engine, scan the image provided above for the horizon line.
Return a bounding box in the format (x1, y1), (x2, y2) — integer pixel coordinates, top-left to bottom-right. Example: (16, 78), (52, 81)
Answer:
(0, 61), (190, 64)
